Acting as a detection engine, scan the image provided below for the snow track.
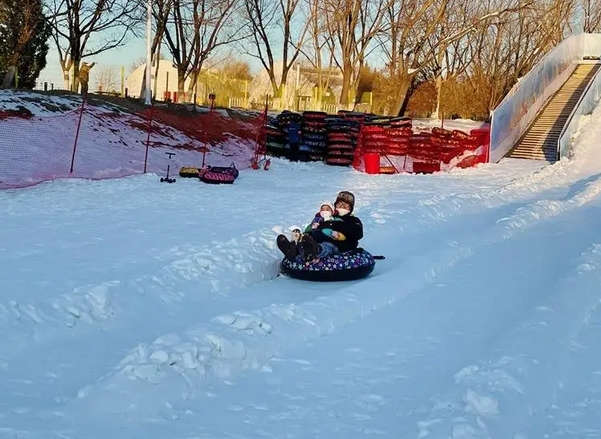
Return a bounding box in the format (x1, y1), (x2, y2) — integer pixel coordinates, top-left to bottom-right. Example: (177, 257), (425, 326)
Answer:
(53, 186), (601, 439)
(62, 169), (601, 427)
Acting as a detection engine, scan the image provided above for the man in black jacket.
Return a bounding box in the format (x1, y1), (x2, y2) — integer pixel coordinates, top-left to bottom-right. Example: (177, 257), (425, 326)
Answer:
(277, 191), (363, 260)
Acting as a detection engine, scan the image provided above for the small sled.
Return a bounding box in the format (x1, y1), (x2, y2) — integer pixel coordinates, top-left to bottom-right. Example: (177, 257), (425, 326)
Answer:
(179, 167), (200, 178)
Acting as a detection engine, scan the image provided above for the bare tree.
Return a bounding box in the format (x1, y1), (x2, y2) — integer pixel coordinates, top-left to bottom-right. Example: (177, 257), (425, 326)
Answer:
(463, 0), (576, 113)
(426, 0), (475, 118)
(378, 0), (534, 116)
(94, 66), (117, 91)
(323, 0), (389, 109)
(162, 0), (243, 102)
(464, 22), (511, 113)
(243, 0), (310, 109)
(376, 0), (449, 115)
(539, 0), (577, 42)
(219, 58), (253, 80)
(297, 0), (336, 110)
(46, 0), (139, 92)
(581, 0), (601, 32)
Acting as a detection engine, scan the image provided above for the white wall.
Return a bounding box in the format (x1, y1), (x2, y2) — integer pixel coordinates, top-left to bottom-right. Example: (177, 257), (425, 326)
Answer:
(126, 60), (192, 100)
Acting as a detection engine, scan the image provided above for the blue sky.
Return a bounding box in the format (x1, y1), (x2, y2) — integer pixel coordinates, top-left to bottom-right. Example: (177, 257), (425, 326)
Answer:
(37, 37), (264, 91)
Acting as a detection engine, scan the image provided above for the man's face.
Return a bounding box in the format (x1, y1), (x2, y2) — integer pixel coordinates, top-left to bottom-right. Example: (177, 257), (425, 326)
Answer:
(335, 200), (351, 211)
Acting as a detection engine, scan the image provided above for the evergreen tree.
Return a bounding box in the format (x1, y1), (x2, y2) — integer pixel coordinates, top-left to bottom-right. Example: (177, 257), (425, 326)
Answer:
(0, 0), (50, 89)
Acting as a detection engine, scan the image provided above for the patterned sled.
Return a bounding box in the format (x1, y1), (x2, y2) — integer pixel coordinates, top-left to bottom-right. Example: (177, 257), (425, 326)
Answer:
(199, 163), (239, 184)
(280, 248), (376, 282)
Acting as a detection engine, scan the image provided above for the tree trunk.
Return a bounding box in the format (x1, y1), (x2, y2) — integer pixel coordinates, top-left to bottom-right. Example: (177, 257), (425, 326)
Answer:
(58, 56), (73, 90)
(186, 70), (198, 102)
(177, 71), (187, 102)
(63, 70), (70, 90)
(432, 73), (443, 119)
(1, 52), (20, 88)
(71, 60), (81, 93)
(314, 84), (322, 111)
(139, 65), (147, 98)
(390, 74), (414, 116)
(1, 66), (17, 89)
(273, 84), (285, 110)
(271, 77), (288, 110)
(338, 61), (353, 109)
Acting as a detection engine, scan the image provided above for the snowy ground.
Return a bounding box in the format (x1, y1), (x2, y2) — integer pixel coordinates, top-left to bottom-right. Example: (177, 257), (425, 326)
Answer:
(1, 100), (601, 438)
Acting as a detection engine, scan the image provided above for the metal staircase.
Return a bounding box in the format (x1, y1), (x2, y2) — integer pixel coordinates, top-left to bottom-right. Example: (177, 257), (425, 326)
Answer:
(506, 63), (601, 162)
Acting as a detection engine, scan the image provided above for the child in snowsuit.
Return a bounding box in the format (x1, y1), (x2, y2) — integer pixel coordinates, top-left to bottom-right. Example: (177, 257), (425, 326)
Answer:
(306, 201), (335, 231)
(288, 201), (337, 247)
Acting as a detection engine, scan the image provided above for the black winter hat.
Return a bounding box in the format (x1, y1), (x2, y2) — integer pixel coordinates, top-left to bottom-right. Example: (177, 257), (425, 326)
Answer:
(335, 190), (355, 212)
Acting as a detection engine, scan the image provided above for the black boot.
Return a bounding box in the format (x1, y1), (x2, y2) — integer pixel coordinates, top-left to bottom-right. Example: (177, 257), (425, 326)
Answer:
(277, 234), (298, 260)
(299, 234), (320, 260)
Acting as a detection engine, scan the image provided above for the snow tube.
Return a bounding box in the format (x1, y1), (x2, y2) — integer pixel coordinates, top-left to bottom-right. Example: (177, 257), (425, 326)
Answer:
(179, 167), (200, 178)
(199, 164), (239, 184)
(280, 248), (376, 282)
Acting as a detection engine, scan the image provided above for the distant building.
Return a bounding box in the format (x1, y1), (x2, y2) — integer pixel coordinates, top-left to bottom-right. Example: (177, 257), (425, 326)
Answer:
(248, 61), (343, 112)
(127, 59), (355, 111)
(126, 60), (192, 101)
(126, 60), (248, 106)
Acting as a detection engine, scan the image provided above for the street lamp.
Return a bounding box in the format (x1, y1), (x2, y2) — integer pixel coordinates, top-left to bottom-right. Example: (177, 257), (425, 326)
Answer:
(145, 0), (152, 105)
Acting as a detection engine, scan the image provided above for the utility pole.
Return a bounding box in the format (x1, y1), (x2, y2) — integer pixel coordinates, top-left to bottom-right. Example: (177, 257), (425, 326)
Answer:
(145, 0), (152, 105)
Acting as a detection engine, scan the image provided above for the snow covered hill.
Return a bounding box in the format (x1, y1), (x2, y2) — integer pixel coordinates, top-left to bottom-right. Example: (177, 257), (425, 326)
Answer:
(0, 90), (260, 189)
(0, 92), (601, 439)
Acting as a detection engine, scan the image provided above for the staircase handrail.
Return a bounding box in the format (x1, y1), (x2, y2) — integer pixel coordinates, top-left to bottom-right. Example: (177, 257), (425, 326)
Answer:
(557, 63), (601, 159)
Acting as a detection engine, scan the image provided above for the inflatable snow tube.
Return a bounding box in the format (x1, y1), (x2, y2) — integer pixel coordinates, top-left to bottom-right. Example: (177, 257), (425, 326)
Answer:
(280, 248), (376, 282)
(199, 164), (239, 184)
(179, 167), (200, 178)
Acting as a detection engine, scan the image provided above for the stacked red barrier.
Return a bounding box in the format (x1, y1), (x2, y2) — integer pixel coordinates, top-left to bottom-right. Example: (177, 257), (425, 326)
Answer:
(408, 132), (439, 173)
(360, 117), (413, 157)
(385, 128), (411, 156)
(383, 117), (412, 156)
(337, 110), (367, 123)
(431, 128), (481, 166)
(326, 129), (355, 166)
(361, 125), (388, 154)
(324, 111), (363, 166)
(409, 127), (485, 173)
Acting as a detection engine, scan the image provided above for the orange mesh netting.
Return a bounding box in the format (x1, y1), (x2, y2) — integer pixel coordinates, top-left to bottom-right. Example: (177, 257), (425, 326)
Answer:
(0, 97), (264, 190)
